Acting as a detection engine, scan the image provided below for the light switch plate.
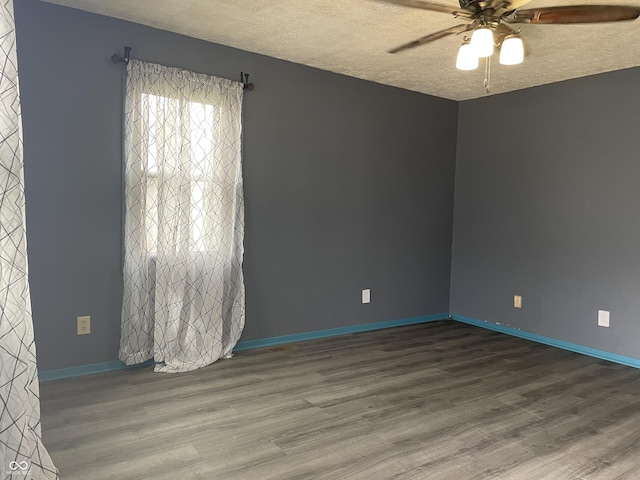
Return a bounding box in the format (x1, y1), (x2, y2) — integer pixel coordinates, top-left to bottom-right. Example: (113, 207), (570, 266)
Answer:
(362, 289), (370, 304)
(598, 310), (610, 328)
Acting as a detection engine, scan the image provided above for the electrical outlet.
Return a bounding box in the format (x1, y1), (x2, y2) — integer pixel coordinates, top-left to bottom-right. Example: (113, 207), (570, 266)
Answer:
(77, 316), (91, 335)
(514, 295), (522, 309)
(598, 310), (610, 328)
(362, 289), (371, 304)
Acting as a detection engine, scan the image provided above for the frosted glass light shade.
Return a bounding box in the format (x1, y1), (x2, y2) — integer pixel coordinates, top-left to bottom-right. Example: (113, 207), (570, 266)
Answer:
(499, 36), (524, 65)
(471, 28), (494, 58)
(456, 43), (478, 71)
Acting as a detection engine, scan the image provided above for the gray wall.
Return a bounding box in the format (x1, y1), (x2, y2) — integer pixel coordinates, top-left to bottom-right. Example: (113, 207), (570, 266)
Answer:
(15, 0), (458, 371)
(451, 68), (640, 358)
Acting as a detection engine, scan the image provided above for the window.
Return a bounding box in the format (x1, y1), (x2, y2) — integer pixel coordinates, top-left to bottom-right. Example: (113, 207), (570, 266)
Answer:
(141, 93), (222, 255)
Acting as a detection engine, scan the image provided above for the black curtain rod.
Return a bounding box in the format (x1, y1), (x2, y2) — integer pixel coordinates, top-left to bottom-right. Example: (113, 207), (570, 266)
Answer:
(110, 46), (254, 91)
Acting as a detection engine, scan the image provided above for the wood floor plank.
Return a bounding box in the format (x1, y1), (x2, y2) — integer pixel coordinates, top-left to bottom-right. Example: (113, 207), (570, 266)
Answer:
(40, 320), (640, 479)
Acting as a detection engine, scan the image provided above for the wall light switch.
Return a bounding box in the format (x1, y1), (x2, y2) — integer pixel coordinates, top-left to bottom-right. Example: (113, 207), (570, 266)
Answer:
(598, 310), (610, 328)
(362, 289), (371, 304)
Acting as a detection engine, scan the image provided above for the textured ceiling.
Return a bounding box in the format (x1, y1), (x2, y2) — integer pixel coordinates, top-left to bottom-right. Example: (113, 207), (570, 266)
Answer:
(42, 0), (640, 100)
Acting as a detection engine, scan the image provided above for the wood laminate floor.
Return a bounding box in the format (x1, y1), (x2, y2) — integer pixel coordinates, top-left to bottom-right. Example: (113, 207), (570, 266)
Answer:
(40, 320), (640, 480)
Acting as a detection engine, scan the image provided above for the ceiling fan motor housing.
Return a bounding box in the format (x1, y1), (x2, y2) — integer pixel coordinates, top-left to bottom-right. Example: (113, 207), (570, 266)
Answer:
(459, 0), (497, 12)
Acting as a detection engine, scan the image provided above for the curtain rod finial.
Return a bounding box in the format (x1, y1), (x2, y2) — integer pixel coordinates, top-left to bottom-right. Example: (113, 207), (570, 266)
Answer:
(111, 46), (132, 65)
(240, 72), (254, 91)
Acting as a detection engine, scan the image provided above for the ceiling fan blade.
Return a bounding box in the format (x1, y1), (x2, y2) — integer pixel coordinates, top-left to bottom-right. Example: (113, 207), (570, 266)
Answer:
(377, 0), (473, 18)
(388, 24), (473, 53)
(509, 5), (640, 24)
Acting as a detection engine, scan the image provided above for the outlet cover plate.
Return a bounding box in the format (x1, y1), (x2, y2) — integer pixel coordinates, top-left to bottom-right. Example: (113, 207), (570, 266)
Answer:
(77, 315), (91, 335)
(513, 295), (522, 309)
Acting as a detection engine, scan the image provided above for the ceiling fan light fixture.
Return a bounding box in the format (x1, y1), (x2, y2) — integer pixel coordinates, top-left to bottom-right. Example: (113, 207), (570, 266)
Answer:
(470, 27), (494, 58)
(499, 35), (524, 66)
(456, 42), (478, 71)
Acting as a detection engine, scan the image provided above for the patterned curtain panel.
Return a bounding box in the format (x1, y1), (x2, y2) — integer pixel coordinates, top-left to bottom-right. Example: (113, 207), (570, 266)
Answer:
(0, 1), (58, 479)
(120, 60), (245, 373)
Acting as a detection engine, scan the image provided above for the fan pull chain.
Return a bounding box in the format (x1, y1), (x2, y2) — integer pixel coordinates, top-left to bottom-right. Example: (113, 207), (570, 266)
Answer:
(484, 56), (491, 94)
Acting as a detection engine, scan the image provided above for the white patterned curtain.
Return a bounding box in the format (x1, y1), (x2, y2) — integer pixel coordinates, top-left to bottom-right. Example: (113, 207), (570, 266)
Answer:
(0, 1), (58, 478)
(120, 60), (245, 373)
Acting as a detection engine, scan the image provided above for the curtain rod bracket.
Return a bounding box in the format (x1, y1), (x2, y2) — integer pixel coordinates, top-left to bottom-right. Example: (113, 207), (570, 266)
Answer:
(111, 46), (132, 65)
(241, 72), (254, 91)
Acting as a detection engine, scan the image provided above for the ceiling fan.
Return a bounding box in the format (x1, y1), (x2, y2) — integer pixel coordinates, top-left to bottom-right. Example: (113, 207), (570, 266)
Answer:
(380, 1), (640, 70)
